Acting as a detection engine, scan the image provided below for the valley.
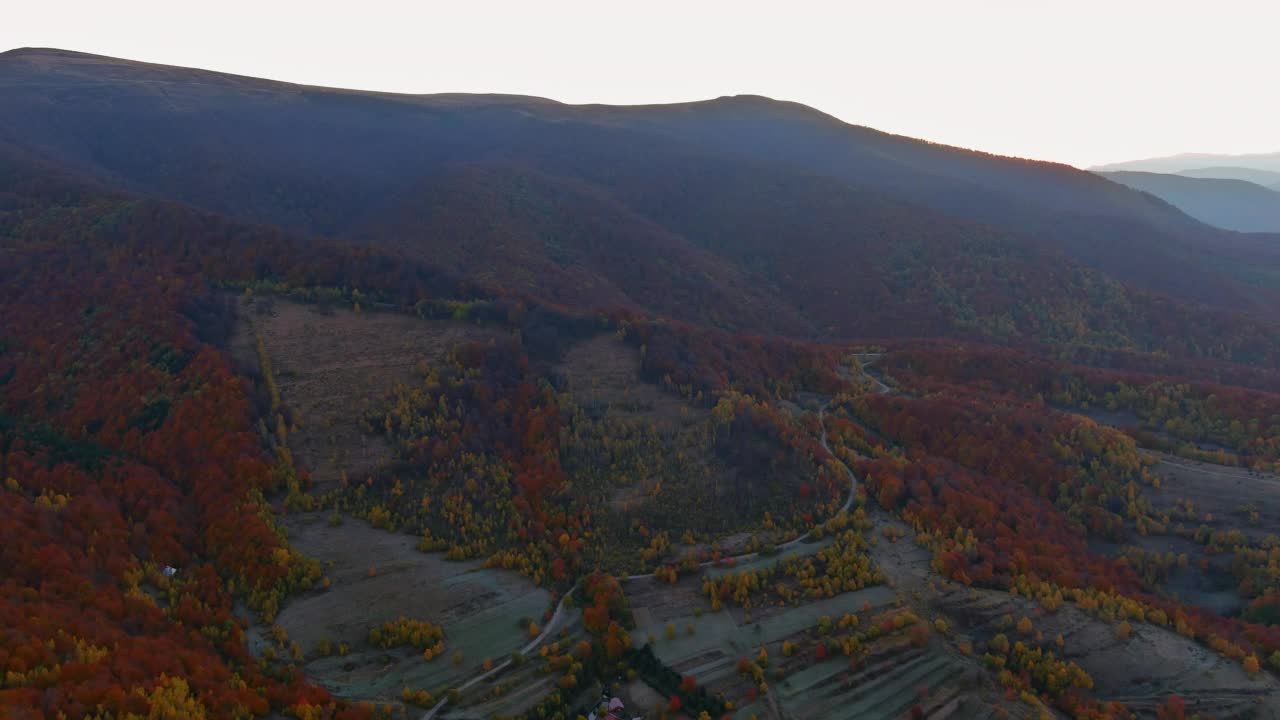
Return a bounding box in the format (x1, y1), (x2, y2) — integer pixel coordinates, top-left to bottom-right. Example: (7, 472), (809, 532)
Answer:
(4, 47), (1280, 720)
(223, 296), (1280, 719)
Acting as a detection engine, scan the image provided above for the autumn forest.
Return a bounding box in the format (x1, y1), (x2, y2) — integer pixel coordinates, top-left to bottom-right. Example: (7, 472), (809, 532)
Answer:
(3, 48), (1280, 720)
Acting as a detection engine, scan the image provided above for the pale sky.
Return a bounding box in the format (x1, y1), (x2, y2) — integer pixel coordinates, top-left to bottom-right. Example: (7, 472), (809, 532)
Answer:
(4, 0), (1278, 168)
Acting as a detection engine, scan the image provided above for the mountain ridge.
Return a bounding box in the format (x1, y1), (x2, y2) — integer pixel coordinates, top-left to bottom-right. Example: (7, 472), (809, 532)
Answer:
(1097, 170), (1280, 233)
(1177, 166), (1280, 186)
(1093, 151), (1280, 175)
(2, 47), (1278, 356)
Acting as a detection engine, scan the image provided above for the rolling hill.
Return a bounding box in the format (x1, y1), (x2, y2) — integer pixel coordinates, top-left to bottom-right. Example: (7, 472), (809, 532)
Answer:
(1097, 170), (1280, 233)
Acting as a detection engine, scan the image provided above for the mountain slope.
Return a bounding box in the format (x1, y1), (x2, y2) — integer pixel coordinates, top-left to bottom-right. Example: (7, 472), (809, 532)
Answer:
(2, 47), (1280, 361)
(582, 97), (1280, 305)
(1097, 170), (1280, 233)
(348, 161), (814, 334)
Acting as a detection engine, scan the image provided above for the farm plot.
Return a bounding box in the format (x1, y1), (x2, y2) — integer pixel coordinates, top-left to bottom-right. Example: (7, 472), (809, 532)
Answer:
(628, 577), (913, 716)
(934, 585), (1280, 719)
(442, 613), (595, 719)
(275, 511), (553, 704)
(626, 575), (716, 627)
(1144, 452), (1280, 542)
(772, 640), (972, 720)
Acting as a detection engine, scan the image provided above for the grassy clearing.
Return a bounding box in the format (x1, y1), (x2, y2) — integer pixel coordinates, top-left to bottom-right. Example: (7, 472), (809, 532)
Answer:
(556, 334), (699, 431)
(750, 587), (896, 642)
(631, 584), (894, 672)
(231, 294), (504, 492)
(445, 615), (593, 719)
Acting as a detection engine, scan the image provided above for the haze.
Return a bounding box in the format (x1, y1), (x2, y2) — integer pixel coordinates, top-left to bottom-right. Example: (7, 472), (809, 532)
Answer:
(5, 0), (1279, 168)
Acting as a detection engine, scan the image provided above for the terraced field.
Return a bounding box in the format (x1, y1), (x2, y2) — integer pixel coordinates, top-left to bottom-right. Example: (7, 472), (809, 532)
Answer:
(624, 569), (1049, 720)
(776, 642), (971, 720)
(624, 573), (983, 712)
(934, 586), (1280, 720)
(273, 512), (555, 705)
(441, 614), (595, 719)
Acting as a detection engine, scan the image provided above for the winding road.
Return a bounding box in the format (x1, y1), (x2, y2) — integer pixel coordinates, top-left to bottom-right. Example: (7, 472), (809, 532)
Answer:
(850, 353), (893, 396)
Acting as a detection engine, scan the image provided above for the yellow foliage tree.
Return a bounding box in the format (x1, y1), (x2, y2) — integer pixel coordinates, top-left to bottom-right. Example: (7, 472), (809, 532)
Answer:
(136, 676), (207, 720)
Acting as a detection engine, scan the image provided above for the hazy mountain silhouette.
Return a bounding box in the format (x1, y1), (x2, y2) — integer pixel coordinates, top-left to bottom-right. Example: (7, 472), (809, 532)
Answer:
(1097, 171), (1280, 233)
(1093, 153), (1280, 175)
(1174, 166), (1280, 186)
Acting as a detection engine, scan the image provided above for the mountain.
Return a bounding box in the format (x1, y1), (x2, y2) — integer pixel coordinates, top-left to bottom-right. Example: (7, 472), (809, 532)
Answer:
(1097, 170), (1280, 233)
(1176, 166), (1280, 186)
(1093, 152), (1280, 175)
(4, 48), (1280, 338)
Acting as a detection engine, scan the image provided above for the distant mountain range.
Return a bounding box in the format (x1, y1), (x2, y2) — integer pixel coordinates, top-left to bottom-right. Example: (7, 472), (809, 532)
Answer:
(1090, 154), (1280, 232)
(1175, 166), (1280, 190)
(1093, 152), (1280, 176)
(1096, 171), (1280, 233)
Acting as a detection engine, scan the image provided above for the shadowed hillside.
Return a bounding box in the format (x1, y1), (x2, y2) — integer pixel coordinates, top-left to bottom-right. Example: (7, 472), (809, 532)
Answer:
(3, 47), (1279, 359)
